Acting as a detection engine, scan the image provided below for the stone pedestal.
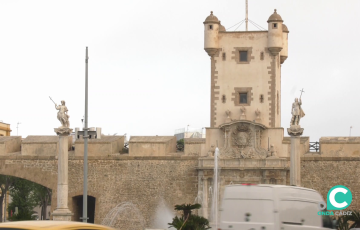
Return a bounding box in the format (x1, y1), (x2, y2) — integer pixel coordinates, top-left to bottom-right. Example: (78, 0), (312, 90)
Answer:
(225, 117), (232, 123)
(287, 125), (304, 186)
(52, 127), (73, 221)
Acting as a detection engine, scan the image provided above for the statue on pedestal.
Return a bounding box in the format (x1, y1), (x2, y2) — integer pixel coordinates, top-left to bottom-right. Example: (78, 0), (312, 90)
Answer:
(225, 110), (232, 123)
(50, 98), (70, 128)
(290, 98), (305, 126)
(240, 106), (246, 120)
(255, 109), (261, 122)
(288, 95), (305, 136)
(267, 144), (278, 158)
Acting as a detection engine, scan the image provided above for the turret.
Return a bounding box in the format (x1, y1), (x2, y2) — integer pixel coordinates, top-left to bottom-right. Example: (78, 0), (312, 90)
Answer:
(280, 24), (289, 64)
(267, 9), (283, 56)
(204, 11), (220, 56)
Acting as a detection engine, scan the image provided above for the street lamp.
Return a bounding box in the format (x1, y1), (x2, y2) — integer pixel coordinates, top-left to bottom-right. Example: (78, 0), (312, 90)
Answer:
(17, 122), (21, 136)
(76, 47), (96, 223)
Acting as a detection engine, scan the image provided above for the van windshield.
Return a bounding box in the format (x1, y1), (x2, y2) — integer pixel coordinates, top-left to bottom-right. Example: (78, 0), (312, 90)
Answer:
(221, 199), (274, 223)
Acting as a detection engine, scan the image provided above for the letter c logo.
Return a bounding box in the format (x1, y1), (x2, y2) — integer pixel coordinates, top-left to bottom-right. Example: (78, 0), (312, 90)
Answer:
(329, 188), (348, 208)
(327, 185), (352, 210)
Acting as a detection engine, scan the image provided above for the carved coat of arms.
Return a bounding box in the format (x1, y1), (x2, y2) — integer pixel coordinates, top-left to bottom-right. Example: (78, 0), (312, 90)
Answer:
(220, 121), (267, 159)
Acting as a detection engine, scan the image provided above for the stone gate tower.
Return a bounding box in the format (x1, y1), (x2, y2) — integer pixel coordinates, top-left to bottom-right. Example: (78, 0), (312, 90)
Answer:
(204, 10), (289, 128)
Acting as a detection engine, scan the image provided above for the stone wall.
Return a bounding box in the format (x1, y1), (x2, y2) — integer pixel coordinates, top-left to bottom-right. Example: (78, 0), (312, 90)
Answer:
(74, 136), (124, 156)
(319, 137), (360, 157)
(0, 136), (21, 155)
(129, 136), (177, 156)
(301, 157), (360, 210)
(0, 155), (198, 230)
(2, 149), (360, 229)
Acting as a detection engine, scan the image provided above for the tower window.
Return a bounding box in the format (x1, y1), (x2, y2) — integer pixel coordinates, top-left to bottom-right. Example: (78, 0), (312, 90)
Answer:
(209, 25), (213, 30)
(239, 93), (247, 104)
(273, 23), (278, 29)
(240, 51), (248, 62)
(233, 87), (252, 106)
(222, 52), (226, 61)
(260, 52), (264, 60)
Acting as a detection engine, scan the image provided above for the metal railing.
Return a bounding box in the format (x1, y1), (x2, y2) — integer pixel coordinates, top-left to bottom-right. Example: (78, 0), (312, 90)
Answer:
(309, 141), (319, 152)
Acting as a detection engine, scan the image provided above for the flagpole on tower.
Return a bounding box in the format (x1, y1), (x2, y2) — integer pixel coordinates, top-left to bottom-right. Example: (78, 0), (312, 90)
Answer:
(245, 0), (248, 31)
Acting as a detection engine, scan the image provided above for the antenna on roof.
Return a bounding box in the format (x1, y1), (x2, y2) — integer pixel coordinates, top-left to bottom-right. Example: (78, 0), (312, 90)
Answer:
(245, 0), (248, 31)
(17, 122), (21, 136)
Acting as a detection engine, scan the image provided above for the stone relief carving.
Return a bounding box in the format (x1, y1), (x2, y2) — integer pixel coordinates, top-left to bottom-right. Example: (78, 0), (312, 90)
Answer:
(240, 106), (246, 120)
(220, 122), (267, 159)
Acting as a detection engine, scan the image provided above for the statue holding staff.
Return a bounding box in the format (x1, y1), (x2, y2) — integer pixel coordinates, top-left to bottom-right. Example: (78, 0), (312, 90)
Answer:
(50, 97), (70, 128)
(290, 89), (305, 126)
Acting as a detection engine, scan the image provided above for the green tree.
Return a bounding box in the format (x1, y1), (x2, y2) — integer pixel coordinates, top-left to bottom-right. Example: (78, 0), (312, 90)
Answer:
(7, 178), (37, 221)
(32, 183), (52, 220)
(0, 175), (16, 222)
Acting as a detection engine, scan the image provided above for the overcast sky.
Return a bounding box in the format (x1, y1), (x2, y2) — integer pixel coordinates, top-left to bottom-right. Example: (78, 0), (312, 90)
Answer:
(1, 0), (359, 142)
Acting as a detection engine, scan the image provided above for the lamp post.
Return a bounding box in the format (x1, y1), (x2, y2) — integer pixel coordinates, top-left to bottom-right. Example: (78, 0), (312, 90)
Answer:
(16, 122), (21, 136)
(76, 47), (96, 222)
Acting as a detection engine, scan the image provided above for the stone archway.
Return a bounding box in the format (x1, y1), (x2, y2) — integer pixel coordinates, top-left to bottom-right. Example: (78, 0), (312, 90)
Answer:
(0, 161), (57, 221)
(0, 160), (57, 190)
(0, 159), (58, 216)
(71, 195), (96, 223)
(68, 191), (101, 224)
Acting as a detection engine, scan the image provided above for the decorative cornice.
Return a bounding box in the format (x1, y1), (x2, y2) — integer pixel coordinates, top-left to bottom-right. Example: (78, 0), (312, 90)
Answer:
(204, 48), (220, 57)
(268, 47), (282, 56)
(287, 126), (304, 136)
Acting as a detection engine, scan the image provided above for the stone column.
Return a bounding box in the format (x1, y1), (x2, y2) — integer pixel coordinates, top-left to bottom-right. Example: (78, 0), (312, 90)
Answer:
(287, 125), (303, 186)
(202, 177), (209, 219)
(52, 127), (73, 221)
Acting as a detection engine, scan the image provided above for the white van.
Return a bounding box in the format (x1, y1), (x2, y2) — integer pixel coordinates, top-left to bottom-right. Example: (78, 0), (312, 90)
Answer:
(218, 184), (335, 230)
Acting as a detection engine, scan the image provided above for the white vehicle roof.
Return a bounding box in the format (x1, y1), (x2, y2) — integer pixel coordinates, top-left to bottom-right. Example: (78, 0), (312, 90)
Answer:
(223, 184), (323, 202)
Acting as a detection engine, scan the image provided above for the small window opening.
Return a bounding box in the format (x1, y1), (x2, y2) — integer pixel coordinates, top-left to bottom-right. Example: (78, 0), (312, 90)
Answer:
(260, 94), (264, 103)
(222, 52), (226, 61)
(239, 93), (247, 104)
(260, 52), (264, 60)
(209, 25), (213, 30)
(240, 51), (248, 62)
(222, 95), (226, 103)
(273, 23), (277, 29)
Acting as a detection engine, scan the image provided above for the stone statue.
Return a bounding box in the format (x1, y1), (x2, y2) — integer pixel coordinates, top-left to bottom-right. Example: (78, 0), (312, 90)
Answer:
(55, 100), (70, 128)
(225, 110), (232, 123)
(255, 109), (261, 122)
(240, 106), (246, 120)
(290, 98), (305, 126)
(267, 144), (278, 158)
(207, 145), (215, 157)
